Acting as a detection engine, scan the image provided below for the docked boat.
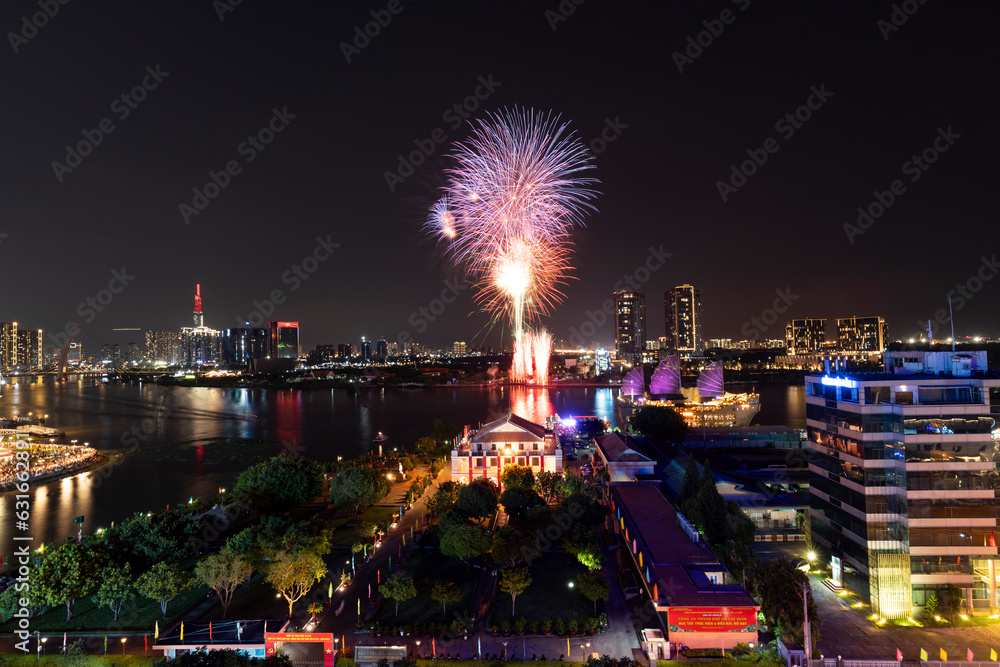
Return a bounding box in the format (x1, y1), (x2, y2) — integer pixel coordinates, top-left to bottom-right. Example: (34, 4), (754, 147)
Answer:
(617, 355), (760, 428)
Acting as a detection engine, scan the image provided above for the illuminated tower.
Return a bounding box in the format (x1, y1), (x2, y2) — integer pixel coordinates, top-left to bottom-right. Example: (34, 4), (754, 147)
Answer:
(193, 284), (204, 328)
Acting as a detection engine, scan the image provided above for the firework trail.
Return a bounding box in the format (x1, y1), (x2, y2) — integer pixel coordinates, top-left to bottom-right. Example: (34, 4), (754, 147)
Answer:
(427, 108), (599, 382)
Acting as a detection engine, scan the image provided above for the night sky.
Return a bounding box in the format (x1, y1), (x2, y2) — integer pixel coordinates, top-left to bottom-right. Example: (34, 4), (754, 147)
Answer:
(4, 1), (999, 353)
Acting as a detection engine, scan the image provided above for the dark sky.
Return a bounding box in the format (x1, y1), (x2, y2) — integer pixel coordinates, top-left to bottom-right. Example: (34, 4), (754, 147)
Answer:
(3, 1), (999, 353)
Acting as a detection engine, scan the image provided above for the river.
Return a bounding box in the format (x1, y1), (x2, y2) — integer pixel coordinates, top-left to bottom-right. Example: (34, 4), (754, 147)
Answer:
(0, 377), (805, 561)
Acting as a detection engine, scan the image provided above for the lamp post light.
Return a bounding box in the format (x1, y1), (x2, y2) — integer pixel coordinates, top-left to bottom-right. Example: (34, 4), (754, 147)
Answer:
(502, 641), (508, 660)
(121, 638), (127, 655)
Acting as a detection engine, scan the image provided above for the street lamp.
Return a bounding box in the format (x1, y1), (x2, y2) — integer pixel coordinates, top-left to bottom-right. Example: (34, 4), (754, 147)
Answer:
(502, 641), (508, 660)
(121, 638), (127, 655)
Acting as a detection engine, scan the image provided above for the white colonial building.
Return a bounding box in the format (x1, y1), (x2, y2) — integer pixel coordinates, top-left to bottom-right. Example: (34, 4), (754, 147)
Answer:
(451, 412), (563, 484)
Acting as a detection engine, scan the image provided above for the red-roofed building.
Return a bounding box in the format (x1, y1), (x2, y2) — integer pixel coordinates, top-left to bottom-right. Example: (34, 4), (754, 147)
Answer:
(451, 412), (562, 483)
(594, 433), (655, 482)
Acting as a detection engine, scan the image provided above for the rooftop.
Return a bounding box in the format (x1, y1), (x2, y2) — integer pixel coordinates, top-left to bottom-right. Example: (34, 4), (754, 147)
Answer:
(613, 483), (757, 608)
(595, 433), (653, 463)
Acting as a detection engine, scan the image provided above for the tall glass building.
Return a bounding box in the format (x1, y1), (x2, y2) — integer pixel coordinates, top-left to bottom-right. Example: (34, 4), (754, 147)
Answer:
(807, 350), (1000, 618)
(613, 290), (646, 366)
(664, 284), (702, 356)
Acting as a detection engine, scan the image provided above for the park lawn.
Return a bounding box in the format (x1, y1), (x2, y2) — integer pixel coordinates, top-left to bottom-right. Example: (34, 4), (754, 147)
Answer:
(0, 585), (210, 633)
(372, 549), (479, 627)
(0, 657), (156, 667)
(491, 552), (595, 624)
(658, 660), (783, 667)
(363, 505), (397, 527)
(200, 572), (288, 621)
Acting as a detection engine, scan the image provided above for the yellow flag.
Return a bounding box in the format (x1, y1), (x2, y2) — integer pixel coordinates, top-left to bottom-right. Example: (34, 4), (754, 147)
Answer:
(154, 621), (159, 639)
(920, 648), (927, 661)
(940, 648), (946, 661)
(991, 649), (998, 661)
(180, 622), (184, 641)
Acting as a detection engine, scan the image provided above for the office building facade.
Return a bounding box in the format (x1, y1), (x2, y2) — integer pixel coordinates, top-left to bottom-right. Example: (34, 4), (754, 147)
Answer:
(269, 322), (300, 359)
(664, 284), (703, 355)
(614, 290), (646, 366)
(222, 327), (270, 367)
(786, 318), (827, 354)
(807, 350), (1000, 619)
(837, 316), (889, 353)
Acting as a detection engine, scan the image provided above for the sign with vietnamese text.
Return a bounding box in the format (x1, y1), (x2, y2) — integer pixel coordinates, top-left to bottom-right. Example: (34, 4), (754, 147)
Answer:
(667, 606), (757, 633)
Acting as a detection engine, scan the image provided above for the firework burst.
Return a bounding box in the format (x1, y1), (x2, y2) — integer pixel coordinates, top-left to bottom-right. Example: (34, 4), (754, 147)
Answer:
(426, 108), (598, 382)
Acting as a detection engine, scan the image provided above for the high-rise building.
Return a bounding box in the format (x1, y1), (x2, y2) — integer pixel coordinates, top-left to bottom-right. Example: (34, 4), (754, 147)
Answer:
(180, 286), (220, 366)
(193, 283), (204, 328)
(452, 341), (467, 356)
(0, 322), (18, 370)
(338, 343), (353, 360)
(222, 327), (270, 367)
(360, 338), (372, 363)
(145, 331), (179, 364)
(14, 328), (43, 370)
(709, 338), (732, 350)
(127, 343), (141, 363)
(785, 318), (827, 354)
(807, 350), (1000, 619)
(376, 338), (388, 362)
(269, 322), (300, 359)
(613, 291), (646, 366)
(664, 284), (703, 355)
(308, 344), (338, 365)
(837, 316), (889, 353)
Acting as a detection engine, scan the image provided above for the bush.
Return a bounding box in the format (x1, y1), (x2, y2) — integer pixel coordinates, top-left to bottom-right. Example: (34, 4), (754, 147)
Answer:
(541, 618), (552, 633)
(500, 619), (512, 634)
(567, 619), (579, 633)
(514, 616), (526, 632)
(554, 618), (565, 635)
(528, 620), (539, 634)
(683, 649), (725, 658)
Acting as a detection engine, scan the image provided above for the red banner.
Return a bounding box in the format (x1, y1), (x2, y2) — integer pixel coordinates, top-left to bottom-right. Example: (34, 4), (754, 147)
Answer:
(667, 606), (757, 633)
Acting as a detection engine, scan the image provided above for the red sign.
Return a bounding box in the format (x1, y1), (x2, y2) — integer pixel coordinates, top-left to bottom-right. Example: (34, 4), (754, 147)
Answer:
(264, 632), (333, 667)
(667, 606), (757, 633)
(275, 322), (299, 328)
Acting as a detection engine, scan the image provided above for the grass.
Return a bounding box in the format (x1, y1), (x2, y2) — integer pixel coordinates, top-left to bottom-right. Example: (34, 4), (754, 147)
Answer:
(491, 552), (595, 624)
(372, 550), (478, 627)
(363, 505), (398, 526)
(658, 660), (783, 667)
(0, 657), (157, 667)
(0, 585), (210, 633)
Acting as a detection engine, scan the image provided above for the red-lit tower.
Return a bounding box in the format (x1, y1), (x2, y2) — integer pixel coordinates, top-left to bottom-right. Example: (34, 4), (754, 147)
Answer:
(193, 284), (204, 328)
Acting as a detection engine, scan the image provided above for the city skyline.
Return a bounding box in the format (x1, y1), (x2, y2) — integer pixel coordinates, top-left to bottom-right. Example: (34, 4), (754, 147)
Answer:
(3, 4), (999, 351)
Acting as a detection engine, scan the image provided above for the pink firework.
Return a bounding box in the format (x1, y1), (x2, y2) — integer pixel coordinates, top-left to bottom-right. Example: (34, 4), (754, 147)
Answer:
(427, 107), (598, 340)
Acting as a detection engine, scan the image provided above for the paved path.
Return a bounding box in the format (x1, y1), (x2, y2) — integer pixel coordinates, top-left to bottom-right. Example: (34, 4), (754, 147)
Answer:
(810, 572), (1000, 660)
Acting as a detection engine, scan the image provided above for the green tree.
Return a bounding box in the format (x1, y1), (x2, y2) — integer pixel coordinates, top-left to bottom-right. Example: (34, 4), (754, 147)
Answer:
(266, 549), (328, 617)
(559, 492), (606, 528)
(455, 478), (499, 522)
(427, 481), (461, 517)
(755, 558), (819, 645)
(534, 470), (561, 501)
(563, 525), (602, 570)
(500, 463), (535, 490)
(925, 594), (940, 618)
(329, 466), (392, 522)
(679, 457), (700, 504)
(576, 571), (610, 614)
(195, 548), (254, 618)
(430, 580), (463, 618)
(439, 522), (491, 564)
(95, 562), (135, 621)
(491, 525), (535, 567)
(234, 454), (323, 512)
(0, 584), (45, 622)
(399, 455), (416, 472)
(137, 562), (191, 619)
(500, 486), (545, 520)
(34, 539), (106, 621)
(559, 472), (589, 497)
(380, 572), (417, 617)
(112, 509), (196, 565)
(415, 436), (438, 453)
(629, 404), (687, 442)
(499, 566), (532, 615)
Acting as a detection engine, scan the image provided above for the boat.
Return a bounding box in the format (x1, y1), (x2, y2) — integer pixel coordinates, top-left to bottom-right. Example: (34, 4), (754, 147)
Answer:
(617, 355), (760, 428)
(373, 431), (388, 456)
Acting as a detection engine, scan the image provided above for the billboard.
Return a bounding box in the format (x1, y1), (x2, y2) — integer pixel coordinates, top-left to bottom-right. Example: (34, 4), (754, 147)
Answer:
(264, 632), (333, 667)
(667, 606), (757, 633)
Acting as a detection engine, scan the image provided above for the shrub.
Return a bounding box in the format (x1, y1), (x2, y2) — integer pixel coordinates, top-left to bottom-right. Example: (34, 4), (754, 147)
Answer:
(528, 620), (539, 634)
(584, 617), (598, 632)
(514, 616), (526, 632)
(541, 618), (552, 633)
(500, 619), (512, 634)
(567, 619), (579, 633)
(554, 618), (566, 635)
(684, 649), (725, 658)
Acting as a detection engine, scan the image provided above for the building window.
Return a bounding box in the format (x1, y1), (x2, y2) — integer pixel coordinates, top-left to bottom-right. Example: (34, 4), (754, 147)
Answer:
(531, 457), (540, 466)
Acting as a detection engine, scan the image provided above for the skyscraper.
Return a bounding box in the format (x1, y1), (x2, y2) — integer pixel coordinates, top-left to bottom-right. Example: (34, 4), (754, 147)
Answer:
(269, 322), (300, 359)
(222, 327), (270, 367)
(785, 318), (827, 354)
(193, 283), (204, 328)
(0, 322), (17, 370)
(338, 343), (353, 360)
(376, 338), (388, 362)
(360, 338), (372, 363)
(613, 291), (646, 366)
(664, 284), (703, 355)
(837, 316), (889, 353)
